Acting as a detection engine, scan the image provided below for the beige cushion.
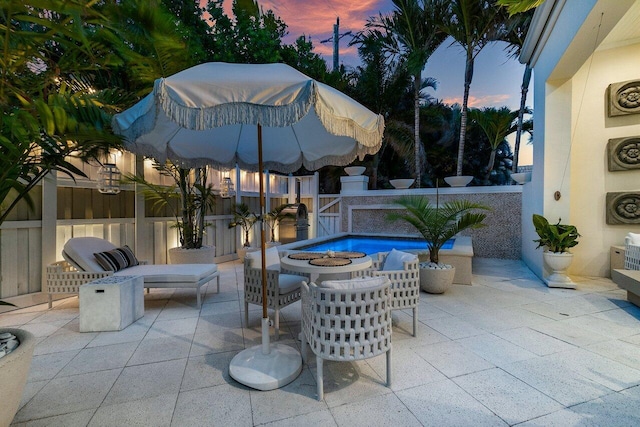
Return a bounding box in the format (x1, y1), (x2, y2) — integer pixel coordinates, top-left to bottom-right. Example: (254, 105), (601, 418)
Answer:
(115, 264), (217, 283)
(246, 247), (281, 271)
(321, 276), (388, 290)
(63, 237), (117, 272)
(278, 274), (305, 294)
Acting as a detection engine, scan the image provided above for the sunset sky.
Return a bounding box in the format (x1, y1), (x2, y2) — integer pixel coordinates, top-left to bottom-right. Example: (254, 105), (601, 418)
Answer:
(217, 0), (532, 163)
(255, 0), (528, 111)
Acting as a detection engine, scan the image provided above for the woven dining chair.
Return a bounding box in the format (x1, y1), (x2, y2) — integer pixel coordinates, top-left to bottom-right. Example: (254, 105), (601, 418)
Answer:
(301, 276), (392, 400)
(351, 251), (420, 336)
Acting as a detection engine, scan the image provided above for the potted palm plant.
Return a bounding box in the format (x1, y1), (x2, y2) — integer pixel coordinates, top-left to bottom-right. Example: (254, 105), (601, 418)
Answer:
(532, 214), (580, 289)
(228, 203), (259, 259)
(264, 203), (295, 246)
(388, 195), (489, 293)
(127, 163), (218, 264)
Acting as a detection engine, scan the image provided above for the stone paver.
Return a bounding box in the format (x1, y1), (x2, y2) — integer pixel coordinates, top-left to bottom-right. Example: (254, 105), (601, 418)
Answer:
(4, 258), (640, 426)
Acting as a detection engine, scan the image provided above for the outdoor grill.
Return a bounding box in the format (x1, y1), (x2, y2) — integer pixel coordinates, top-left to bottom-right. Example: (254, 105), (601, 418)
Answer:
(279, 203), (308, 243)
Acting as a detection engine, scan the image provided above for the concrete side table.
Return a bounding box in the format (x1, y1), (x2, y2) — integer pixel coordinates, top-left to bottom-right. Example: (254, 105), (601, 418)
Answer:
(80, 275), (144, 332)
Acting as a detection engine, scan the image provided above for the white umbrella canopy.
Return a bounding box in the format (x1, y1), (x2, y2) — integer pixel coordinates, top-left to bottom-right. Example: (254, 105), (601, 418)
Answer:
(112, 62), (384, 392)
(113, 62), (384, 172)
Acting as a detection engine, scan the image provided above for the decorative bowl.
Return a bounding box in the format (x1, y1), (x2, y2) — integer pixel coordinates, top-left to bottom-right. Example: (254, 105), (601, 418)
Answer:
(444, 176), (473, 187)
(511, 172), (532, 184)
(344, 166), (366, 176)
(389, 179), (415, 189)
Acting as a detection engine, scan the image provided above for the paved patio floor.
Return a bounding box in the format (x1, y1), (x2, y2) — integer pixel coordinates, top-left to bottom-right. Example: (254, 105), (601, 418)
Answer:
(3, 258), (640, 426)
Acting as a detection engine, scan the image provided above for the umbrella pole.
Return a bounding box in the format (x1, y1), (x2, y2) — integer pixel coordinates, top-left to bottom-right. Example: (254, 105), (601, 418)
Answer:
(258, 124), (270, 355)
(228, 123), (302, 391)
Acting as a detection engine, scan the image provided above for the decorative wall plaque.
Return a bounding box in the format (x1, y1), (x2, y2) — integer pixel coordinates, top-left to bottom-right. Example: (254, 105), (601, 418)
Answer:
(608, 79), (640, 117)
(606, 192), (640, 224)
(607, 136), (640, 171)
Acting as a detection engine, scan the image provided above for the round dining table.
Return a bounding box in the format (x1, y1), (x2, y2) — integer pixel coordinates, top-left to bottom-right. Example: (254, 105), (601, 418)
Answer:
(280, 251), (373, 284)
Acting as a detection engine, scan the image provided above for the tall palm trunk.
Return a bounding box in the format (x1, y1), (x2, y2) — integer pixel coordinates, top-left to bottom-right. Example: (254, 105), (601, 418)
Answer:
(456, 51), (474, 176)
(414, 72), (422, 187)
(512, 64), (531, 173)
(178, 169), (194, 248)
(485, 148), (497, 181)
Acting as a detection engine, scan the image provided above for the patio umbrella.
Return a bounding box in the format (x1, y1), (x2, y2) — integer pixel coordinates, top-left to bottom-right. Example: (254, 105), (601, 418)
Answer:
(112, 62), (384, 391)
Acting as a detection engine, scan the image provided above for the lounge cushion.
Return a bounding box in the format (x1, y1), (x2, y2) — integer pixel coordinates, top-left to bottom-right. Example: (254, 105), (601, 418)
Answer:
(63, 237), (117, 272)
(114, 264), (217, 283)
(382, 248), (417, 271)
(321, 276), (388, 290)
(246, 247), (281, 271)
(278, 273), (306, 294)
(94, 245), (139, 272)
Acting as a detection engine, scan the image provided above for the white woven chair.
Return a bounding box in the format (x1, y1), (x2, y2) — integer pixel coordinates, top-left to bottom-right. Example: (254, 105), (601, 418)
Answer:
(244, 247), (308, 340)
(301, 276), (392, 401)
(47, 237), (219, 309)
(625, 233), (640, 270)
(351, 251), (420, 336)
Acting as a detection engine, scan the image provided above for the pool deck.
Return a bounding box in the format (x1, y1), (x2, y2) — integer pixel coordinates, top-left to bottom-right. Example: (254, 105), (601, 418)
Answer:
(2, 258), (640, 426)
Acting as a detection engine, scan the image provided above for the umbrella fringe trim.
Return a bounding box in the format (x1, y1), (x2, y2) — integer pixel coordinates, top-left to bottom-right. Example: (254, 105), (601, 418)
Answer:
(155, 79), (314, 130)
(315, 92), (385, 148)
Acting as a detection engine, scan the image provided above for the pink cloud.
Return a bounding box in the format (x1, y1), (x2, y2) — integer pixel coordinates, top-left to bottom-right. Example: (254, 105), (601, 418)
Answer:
(442, 94), (512, 108)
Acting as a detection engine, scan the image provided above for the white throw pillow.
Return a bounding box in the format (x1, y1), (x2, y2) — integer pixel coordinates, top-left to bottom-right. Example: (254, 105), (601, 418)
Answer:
(246, 247), (281, 271)
(382, 248), (417, 271)
(321, 276), (388, 290)
(626, 233), (640, 246)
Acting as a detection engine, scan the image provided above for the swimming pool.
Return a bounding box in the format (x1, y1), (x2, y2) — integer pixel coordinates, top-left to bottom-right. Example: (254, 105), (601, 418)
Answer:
(299, 235), (454, 255)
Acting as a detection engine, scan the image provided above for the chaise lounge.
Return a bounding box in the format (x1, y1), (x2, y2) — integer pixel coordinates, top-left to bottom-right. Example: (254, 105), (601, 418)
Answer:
(47, 237), (219, 308)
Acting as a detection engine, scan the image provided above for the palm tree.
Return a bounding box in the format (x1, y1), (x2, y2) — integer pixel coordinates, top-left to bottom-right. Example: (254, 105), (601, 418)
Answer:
(497, 9), (535, 173)
(0, 1), (126, 226)
(387, 195), (489, 264)
(442, 0), (507, 177)
(360, 0), (448, 187)
(470, 107), (519, 181)
(497, 0), (545, 15)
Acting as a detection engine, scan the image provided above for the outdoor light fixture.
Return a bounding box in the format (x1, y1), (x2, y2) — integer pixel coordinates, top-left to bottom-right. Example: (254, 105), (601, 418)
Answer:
(97, 153), (122, 195)
(219, 176), (235, 198)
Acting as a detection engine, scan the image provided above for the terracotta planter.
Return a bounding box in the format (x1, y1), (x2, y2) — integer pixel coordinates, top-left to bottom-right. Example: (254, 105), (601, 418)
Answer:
(543, 251), (576, 289)
(168, 245), (216, 264)
(419, 265), (456, 294)
(0, 328), (35, 425)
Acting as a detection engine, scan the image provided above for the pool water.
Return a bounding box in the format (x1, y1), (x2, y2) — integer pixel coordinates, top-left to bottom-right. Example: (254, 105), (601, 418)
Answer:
(300, 236), (455, 255)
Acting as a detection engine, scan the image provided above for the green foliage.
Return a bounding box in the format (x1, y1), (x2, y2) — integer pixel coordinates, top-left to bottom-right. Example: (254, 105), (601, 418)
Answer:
(229, 203), (258, 247)
(532, 214), (580, 253)
(0, 0), (127, 227)
(264, 204), (295, 242)
(387, 196), (489, 263)
(127, 165), (217, 249)
(497, 0), (545, 16)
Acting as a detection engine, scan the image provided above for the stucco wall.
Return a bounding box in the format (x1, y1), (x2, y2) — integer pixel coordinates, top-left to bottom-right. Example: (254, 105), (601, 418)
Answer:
(339, 189), (522, 259)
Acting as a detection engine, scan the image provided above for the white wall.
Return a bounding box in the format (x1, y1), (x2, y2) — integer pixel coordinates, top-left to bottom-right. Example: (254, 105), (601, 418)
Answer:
(568, 42), (640, 276)
(522, 0), (639, 279)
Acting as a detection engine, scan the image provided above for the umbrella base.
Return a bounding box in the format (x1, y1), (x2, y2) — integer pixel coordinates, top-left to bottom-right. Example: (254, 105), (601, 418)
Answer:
(229, 343), (302, 391)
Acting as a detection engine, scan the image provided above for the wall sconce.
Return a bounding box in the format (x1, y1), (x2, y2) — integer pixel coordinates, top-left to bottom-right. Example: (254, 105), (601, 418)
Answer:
(219, 176), (236, 199)
(97, 154), (121, 195)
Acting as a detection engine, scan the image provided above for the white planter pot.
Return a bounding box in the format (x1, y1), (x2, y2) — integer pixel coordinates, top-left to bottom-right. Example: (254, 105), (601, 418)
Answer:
(168, 245), (216, 264)
(0, 328), (35, 425)
(444, 176), (473, 187)
(266, 241), (282, 248)
(419, 265), (456, 294)
(389, 179), (415, 189)
(344, 166), (366, 176)
(543, 251), (576, 289)
(511, 172), (531, 184)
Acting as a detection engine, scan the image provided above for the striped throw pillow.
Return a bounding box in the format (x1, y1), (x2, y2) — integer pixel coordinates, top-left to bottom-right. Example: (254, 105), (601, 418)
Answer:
(94, 245), (139, 272)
